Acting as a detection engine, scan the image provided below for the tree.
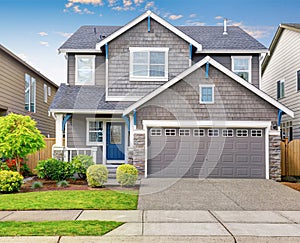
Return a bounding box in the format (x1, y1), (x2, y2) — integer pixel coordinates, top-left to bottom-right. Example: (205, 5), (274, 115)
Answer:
(0, 113), (45, 172)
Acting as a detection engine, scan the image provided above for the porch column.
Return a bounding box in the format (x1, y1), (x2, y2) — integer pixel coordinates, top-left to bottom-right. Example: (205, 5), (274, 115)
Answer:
(55, 114), (63, 147)
(129, 113), (134, 147)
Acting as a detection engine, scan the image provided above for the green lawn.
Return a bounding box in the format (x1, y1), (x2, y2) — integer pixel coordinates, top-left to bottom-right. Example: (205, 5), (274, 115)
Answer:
(0, 190), (138, 210)
(0, 221), (123, 236)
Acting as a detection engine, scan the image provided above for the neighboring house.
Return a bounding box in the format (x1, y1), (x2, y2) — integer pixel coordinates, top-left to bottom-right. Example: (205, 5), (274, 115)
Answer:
(262, 24), (300, 141)
(0, 44), (58, 137)
(50, 11), (293, 180)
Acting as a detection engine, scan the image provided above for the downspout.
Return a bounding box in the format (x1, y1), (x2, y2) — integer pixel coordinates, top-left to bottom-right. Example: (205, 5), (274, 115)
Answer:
(189, 44), (193, 67)
(105, 43), (109, 100)
(133, 109), (137, 129)
(206, 62), (210, 79)
(148, 15), (151, 32)
(278, 109), (283, 128)
(62, 114), (72, 132)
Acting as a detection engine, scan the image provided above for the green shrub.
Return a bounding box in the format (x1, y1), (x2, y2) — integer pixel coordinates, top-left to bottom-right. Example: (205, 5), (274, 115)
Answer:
(116, 164), (138, 187)
(57, 180), (69, 188)
(31, 181), (43, 189)
(86, 165), (108, 187)
(0, 170), (23, 193)
(71, 155), (94, 179)
(36, 158), (74, 181)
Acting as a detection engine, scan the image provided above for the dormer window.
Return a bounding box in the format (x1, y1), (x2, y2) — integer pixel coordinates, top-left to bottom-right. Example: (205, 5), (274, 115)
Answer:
(129, 47), (169, 81)
(75, 55), (95, 85)
(231, 56), (252, 83)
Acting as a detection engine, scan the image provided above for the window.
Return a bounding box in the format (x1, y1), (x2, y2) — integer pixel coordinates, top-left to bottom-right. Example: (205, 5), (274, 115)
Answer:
(75, 55), (95, 85)
(281, 121), (293, 141)
(236, 129), (248, 137)
(277, 80), (285, 99)
(297, 70), (300, 91)
(129, 47), (169, 81)
(179, 129), (190, 136)
(251, 129), (263, 137)
(222, 129), (234, 137)
(48, 86), (51, 96)
(150, 128), (162, 136)
(25, 74), (36, 112)
(193, 129), (205, 137)
(231, 56), (252, 82)
(208, 129), (219, 137)
(199, 85), (214, 104)
(87, 120), (103, 145)
(165, 129), (176, 136)
(44, 84), (48, 103)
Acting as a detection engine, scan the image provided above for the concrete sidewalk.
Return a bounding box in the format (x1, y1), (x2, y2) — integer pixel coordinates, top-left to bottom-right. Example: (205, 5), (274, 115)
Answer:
(1, 210), (300, 242)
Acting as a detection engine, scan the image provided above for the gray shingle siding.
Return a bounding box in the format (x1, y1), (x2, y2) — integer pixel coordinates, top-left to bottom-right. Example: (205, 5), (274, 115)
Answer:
(107, 18), (190, 97)
(136, 66), (277, 129)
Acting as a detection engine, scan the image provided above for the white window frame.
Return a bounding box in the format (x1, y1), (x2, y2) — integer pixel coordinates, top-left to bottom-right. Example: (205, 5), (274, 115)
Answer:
(44, 84), (48, 103)
(193, 129), (205, 137)
(150, 128), (162, 136)
(251, 129), (263, 137)
(236, 129), (248, 137)
(86, 118), (104, 146)
(208, 129), (219, 137)
(129, 47), (169, 82)
(199, 85), (215, 104)
(48, 86), (51, 96)
(231, 56), (252, 83)
(179, 129), (190, 136)
(222, 129), (234, 137)
(25, 74), (36, 113)
(165, 129), (176, 136)
(75, 55), (96, 85)
(277, 79), (285, 99)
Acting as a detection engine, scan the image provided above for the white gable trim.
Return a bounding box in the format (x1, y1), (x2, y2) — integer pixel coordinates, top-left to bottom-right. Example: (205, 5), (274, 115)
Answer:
(123, 56), (294, 118)
(95, 11), (202, 52)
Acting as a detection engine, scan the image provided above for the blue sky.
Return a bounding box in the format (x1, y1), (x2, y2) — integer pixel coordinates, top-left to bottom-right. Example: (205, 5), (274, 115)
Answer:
(0, 0), (299, 84)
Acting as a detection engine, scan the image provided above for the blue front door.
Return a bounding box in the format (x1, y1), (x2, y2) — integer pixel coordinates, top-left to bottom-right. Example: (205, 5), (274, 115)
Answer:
(106, 122), (125, 161)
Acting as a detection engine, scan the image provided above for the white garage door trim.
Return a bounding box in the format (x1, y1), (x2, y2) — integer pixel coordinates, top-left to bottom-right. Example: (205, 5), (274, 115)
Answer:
(142, 120), (271, 179)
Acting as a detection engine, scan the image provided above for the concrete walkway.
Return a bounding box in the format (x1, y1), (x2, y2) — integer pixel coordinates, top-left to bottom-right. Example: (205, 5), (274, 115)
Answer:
(1, 210), (300, 242)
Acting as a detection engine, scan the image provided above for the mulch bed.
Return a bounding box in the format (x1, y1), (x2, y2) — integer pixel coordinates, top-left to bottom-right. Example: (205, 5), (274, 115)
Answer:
(281, 182), (300, 192)
(21, 177), (138, 193)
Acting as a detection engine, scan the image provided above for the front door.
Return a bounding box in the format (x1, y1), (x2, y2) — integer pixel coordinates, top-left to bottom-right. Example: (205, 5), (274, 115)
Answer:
(106, 122), (125, 161)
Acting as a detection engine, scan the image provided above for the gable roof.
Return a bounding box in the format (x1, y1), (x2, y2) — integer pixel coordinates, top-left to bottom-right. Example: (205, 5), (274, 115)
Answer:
(123, 56), (294, 118)
(59, 12), (267, 54)
(262, 23), (300, 72)
(0, 44), (58, 88)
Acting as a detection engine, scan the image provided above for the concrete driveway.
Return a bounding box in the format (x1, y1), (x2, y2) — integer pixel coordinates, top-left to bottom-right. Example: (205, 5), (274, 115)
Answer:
(138, 179), (300, 210)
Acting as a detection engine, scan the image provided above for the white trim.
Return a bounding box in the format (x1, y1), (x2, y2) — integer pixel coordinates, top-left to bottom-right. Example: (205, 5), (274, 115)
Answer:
(265, 127), (269, 179)
(105, 96), (142, 102)
(129, 47), (169, 82)
(95, 11), (202, 52)
(269, 130), (280, 136)
(75, 55), (96, 85)
(105, 54), (109, 101)
(124, 56), (294, 118)
(103, 121), (107, 165)
(199, 84), (215, 104)
(59, 49), (102, 54)
(43, 84), (48, 103)
(199, 49), (268, 54)
(86, 118), (104, 146)
(50, 109), (124, 114)
(231, 56), (252, 83)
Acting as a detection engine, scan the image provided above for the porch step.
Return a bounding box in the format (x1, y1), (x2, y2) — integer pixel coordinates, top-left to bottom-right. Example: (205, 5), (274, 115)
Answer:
(106, 164), (121, 179)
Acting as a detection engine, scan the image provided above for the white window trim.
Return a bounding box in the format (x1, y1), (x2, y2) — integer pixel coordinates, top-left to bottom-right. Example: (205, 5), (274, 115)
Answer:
(75, 55), (96, 85)
(165, 128), (176, 136)
(179, 129), (190, 136)
(199, 84), (215, 104)
(150, 128), (162, 136)
(222, 129), (234, 137)
(208, 129), (219, 137)
(236, 129), (248, 137)
(48, 86), (51, 96)
(231, 56), (252, 83)
(129, 47), (169, 82)
(251, 129), (263, 137)
(193, 129), (205, 137)
(44, 84), (48, 103)
(86, 118), (104, 146)
(278, 79), (285, 99)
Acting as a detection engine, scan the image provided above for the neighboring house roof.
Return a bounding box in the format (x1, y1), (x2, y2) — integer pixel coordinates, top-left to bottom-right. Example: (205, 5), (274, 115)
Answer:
(50, 84), (134, 113)
(0, 44), (58, 88)
(59, 11), (267, 54)
(262, 23), (300, 73)
(123, 56), (294, 118)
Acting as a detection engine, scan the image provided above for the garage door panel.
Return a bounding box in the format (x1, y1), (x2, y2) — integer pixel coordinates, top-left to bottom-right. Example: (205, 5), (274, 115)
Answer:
(148, 128), (265, 178)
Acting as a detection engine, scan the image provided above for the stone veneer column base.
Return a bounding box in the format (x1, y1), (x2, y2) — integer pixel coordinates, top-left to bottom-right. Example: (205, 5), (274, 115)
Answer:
(269, 132), (281, 181)
(127, 132), (145, 175)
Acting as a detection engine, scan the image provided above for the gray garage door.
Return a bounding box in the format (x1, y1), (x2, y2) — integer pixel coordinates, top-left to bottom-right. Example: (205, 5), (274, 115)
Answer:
(148, 128), (265, 178)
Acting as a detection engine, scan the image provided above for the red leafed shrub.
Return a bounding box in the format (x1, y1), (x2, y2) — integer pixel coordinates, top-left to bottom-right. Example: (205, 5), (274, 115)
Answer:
(4, 159), (31, 176)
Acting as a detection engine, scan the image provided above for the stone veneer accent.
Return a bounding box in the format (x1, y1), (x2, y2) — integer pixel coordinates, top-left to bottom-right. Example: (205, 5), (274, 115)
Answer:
(128, 132), (145, 175)
(269, 132), (281, 181)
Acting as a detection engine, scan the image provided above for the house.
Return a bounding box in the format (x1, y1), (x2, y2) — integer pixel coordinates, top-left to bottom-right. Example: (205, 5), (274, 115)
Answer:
(262, 24), (300, 141)
(50, 11), (293, 180)
(0, 44), (58, 137)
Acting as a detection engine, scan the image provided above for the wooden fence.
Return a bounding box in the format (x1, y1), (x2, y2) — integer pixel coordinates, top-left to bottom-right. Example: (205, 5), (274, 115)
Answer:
(26, 138), (57, 173)
(281, 139), (300, 176)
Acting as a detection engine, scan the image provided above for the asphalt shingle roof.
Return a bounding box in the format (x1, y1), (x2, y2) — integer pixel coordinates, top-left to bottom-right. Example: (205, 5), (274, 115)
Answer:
(282, 23), (300, 29)
(59, 25), (266, 51)
(50, 84), (134, 111)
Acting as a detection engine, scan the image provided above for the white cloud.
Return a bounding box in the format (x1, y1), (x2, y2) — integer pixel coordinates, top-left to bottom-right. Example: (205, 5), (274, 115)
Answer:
(189, 13), (196, 18)
(65, 2), (74, 8)
(40, 41), (50, 47)
(66, 0), (103, 6)
(186, 19), (206, 26)
(242, 26), (274, 39)
(83, 8), (94, 14)
(215, 15), (223, 20)
(134, 0), (144, 4)
(108, 0), (117, 6)
(145, 1), (155, 10)
(169, 14), (183, 20)
(56, 32), (73, 38)
(37, 32), (48, 37)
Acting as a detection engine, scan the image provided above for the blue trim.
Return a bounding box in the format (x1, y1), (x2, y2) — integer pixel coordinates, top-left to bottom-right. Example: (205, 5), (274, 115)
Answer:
(105, 43), (108, 59)
(189, 44), (193, 60)
(122, 115), (130, 131)
(148, 16), (151, 32)
(133, 110), (137, 126)
(62, 114), (72, 132)
(278, 109), (284, 127)
(206, 62), (210, 78)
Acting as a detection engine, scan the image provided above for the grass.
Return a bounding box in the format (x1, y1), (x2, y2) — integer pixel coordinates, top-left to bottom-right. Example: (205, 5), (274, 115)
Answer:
(0, 221), (123, 236)
(0, 190), (138, 210)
